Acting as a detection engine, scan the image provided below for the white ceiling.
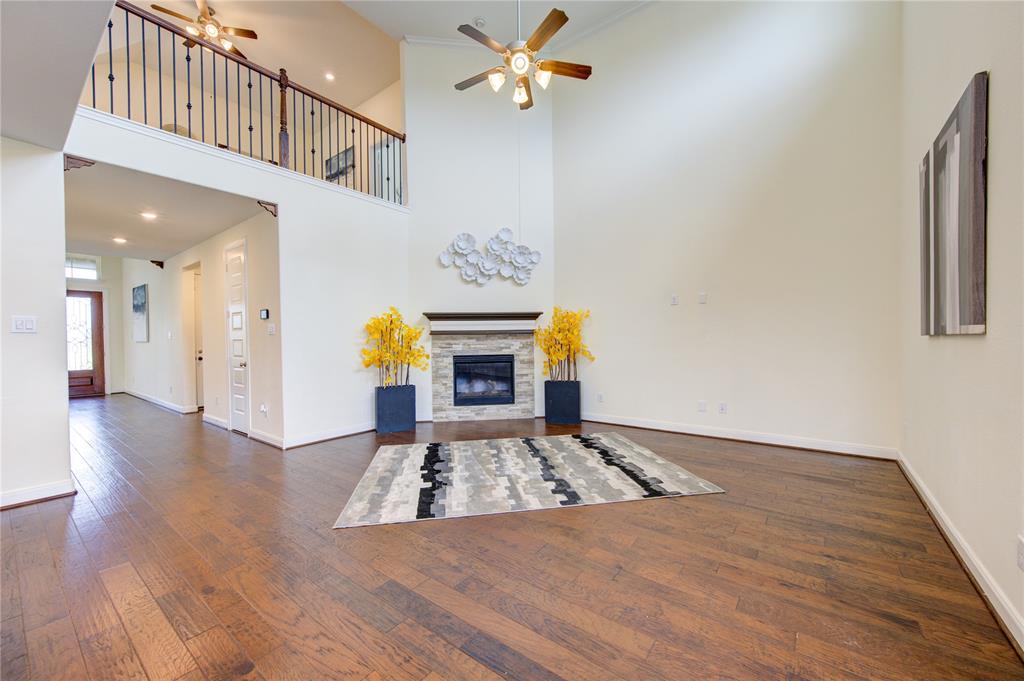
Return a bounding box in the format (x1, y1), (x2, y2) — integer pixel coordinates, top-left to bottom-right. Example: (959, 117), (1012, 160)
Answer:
(127, 1), (400, 108)
(65, 161), (264, 260)
(346, 1), (643, 51)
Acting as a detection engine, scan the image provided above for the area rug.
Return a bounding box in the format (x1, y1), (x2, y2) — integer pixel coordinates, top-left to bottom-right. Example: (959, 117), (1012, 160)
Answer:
(334, 432), (723, 528)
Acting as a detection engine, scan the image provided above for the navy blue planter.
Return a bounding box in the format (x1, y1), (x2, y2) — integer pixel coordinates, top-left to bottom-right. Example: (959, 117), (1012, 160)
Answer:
(376, 385), (416, 433)
(545, 380), (581, 425)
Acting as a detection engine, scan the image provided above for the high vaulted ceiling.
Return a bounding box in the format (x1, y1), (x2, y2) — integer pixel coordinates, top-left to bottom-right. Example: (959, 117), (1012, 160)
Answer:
(346, 1), (643, 51)
(65, 161), (264, 260)
(129, 1), (400, 108)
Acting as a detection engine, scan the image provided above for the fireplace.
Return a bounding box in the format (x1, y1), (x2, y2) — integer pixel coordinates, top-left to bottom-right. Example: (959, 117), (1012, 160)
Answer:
(453, 354), (515, 406)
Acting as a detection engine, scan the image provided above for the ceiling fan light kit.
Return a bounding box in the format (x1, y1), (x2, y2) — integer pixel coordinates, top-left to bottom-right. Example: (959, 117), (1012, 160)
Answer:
(151, 1), (258, 60)
(453, 3), (592, 110)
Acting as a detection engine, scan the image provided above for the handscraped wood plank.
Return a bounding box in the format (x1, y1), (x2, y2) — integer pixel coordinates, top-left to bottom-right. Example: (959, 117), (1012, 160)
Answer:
(25, 617), (89, 681)
(99, 562), (197, 681)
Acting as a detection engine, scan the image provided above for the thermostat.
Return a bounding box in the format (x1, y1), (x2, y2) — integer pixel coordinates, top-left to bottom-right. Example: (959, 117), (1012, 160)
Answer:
(259, 309), (270, 320)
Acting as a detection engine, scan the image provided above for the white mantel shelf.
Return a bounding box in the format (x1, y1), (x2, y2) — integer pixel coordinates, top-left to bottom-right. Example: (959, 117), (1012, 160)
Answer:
(422, 312), (543, 336)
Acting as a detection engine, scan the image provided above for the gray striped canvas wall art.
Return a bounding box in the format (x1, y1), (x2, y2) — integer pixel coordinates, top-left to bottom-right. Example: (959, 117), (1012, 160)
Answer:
(920, 72), (988, 336)
(334, 432), (723, 529)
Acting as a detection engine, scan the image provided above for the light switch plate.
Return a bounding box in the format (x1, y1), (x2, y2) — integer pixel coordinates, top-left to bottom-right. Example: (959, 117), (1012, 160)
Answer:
(10, 315), (37, 333)
(267, 323), (277, 335)
(698, 292), (709, 304)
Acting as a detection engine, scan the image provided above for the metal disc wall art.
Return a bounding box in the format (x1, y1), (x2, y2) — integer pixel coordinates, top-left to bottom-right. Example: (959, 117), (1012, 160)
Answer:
(439, 228), (541, 286)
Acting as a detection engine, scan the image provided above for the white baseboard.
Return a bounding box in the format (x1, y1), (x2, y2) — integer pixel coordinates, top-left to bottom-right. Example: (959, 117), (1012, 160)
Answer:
(249, 428), (284, 449)
(202, 413), (229, 429)
(1, 479), (76, 508)
(284, 421), (375, 449)
(897, 453), (1024, 651)
(581, 411), (899, 460)
(126, 390), (198, 415)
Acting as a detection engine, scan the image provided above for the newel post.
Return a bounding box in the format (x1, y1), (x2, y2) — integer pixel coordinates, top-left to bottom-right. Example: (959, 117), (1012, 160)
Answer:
(278, 68), (290, 170)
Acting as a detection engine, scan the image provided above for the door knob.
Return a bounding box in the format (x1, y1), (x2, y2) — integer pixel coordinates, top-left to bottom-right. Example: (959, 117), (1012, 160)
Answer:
(197, 356), (203, 361)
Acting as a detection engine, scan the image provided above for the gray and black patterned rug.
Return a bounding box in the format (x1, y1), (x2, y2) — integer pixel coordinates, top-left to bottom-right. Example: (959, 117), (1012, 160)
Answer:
(334, 432), (723, 528)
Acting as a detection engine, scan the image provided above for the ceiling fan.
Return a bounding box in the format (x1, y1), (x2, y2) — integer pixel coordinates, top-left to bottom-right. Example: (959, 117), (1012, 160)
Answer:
(151, 0), (257, 60)
(454, 3), (592, 110)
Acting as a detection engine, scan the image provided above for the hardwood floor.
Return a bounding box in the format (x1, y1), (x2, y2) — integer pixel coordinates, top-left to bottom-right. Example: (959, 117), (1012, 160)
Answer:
(2, 394), (1021, 680)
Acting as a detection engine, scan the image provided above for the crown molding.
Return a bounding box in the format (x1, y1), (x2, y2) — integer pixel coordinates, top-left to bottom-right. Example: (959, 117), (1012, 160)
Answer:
(402, 35), (480, 49)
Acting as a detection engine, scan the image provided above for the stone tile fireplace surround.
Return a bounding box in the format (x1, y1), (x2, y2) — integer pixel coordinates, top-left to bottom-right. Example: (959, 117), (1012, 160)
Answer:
(425, 312), (542, 422)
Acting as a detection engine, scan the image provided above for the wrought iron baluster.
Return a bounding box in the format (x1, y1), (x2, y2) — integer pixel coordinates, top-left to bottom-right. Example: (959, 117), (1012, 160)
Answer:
(247, 69), (253, 157)
(172, 37), (177, 133)
(259, 73), (264, 161)
(91, 64), (96, 109)
(236, 61), (241, 153)
(107, 20), (114, 113)
(185, 46), (192, 138)
(345, 115), (351, 189)
(157, 26), (162, 130)
(124, 9), (131, 119)
(213, 52), (217, 145)
(199, 47), (205, 143)
(310, 101), (316, 178)
(141, 18), (147, 125)
(328, 106), (334, 183)
(318, 100), (324, 179)
(292, 88), (296, 170)
(224, 57), (229, 149)
(302, 93), (307, 175)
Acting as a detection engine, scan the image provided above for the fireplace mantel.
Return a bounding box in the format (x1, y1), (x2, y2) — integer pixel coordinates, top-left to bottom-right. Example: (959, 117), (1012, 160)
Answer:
(423, 311), (543, 336)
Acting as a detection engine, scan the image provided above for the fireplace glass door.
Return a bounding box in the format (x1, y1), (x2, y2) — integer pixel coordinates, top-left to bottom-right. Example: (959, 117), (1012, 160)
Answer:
(453, 354), (515, 406)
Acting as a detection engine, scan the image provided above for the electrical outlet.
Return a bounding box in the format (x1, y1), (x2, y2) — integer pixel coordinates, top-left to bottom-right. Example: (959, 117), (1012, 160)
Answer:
(259, 403), (268, 416)
(1017, 534), (1024, 572)
(698, 292), (709, 304)
(670, 294), (679, 306)
(597, 393), (604, 403)
(697, 400), (707, 413)
(718, 402), (728, 415)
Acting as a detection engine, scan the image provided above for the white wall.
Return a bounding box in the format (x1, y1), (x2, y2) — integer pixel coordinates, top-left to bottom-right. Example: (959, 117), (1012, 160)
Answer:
(551, 2), (902, 456)
(356, 79), (405, 134)
(121, 211), (283, 443)
(899, 0), (1024, 646)
(66, 254), (125, 393)
(0, 138), (74, 506)
(66, 107), (409, 447)
(402, 41), (555, 420)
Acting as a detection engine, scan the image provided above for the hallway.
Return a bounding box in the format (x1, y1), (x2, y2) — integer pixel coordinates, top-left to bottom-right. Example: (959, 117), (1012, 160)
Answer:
(1, 395), (1021, 680)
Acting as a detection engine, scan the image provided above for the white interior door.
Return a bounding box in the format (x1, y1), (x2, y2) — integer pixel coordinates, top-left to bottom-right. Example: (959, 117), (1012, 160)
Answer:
(225, 242), (249, 434)
(194, 272), (204, 408)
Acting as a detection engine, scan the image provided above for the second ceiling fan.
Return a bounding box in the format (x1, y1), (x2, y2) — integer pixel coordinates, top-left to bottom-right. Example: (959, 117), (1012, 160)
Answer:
(454, 3), (592, 110)
(151, 0), (257, 60)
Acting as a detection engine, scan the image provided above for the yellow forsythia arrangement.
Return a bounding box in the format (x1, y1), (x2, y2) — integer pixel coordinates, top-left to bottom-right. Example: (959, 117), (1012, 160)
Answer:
(535, 307), (594, 381)
(361, 307), (429, 386)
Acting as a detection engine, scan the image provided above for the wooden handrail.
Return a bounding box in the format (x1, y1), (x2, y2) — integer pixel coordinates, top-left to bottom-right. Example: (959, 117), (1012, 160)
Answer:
(288, 81), (405, 141)
(114, 0), (405, 141)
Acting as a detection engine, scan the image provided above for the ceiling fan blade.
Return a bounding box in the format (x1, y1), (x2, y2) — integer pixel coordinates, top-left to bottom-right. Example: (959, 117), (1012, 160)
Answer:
(226, 43), (247, 60)
(537, 59), (592, 80)
(519, 75), (533, 110)
(526, 8), (568, 52)
(151, 4), (194, 22)
(221, 26), (257, 39)
(457, 24), (506, 54)
(195, 0), (211, 21)
(455, 67), (502, 91)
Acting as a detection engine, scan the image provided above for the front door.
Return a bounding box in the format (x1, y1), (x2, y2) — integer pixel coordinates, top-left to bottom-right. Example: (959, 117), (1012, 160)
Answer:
(225, 243), (249, 434)
(66, 290), (105, 397)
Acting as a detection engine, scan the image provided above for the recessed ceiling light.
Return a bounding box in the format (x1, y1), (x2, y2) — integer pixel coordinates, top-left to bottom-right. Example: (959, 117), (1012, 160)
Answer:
(113, 237), (127, 244)
(140, 212), (157, 220)
(324, 72), (335, 81)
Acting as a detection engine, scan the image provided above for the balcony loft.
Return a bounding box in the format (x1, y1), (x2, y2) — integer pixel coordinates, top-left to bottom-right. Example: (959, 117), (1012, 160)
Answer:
(82, 0), (405, 205)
